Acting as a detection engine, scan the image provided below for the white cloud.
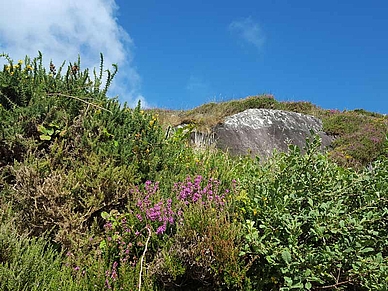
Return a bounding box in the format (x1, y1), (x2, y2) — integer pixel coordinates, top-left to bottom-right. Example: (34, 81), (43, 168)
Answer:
(0, 0), (143, 106)
(229, 17), (265, 49)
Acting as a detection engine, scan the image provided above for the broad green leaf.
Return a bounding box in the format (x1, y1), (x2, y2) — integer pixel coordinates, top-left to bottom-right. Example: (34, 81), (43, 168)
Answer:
(46, 128), (54, 135)
(308, 197), (313, 207)
(282, 250), (292, 264)
(360, 247), (374, 253)
(265, 255), (275, 264)
(304, 269), (311, 276)
(292, 282), (304, 288)
(39, 134), (51, 141)
(101, 211), (109, 220)
(284, 276), (293, 286)
(37, 124), (47, 133)
(99, 240), (107, 250)
(48, 122), (59, 128)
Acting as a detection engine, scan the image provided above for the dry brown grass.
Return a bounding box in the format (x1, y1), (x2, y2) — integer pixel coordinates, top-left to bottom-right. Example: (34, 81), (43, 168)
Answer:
(149, 94), (280, 131)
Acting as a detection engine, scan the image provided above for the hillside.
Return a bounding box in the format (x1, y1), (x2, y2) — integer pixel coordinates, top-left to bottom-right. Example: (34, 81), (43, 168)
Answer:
(154, 94), (387, 168)
(1, 53), (388, 290)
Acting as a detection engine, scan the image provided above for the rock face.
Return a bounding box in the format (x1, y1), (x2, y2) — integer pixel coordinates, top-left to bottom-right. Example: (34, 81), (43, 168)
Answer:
(211, 109), (333, 159)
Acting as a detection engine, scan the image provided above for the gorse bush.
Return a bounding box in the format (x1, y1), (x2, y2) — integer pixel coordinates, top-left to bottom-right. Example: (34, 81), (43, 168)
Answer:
(0, 52), (115, 110)
(1, 52), (176, 248)
(1, 53), (388, 290)
(0, 52), (115, 168)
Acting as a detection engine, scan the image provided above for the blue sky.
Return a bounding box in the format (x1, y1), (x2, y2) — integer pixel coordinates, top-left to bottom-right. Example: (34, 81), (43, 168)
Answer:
(1, 1), (387, 113)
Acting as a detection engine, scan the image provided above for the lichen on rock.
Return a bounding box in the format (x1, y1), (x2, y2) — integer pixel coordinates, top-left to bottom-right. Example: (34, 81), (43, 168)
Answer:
(208, 109), (334, 159)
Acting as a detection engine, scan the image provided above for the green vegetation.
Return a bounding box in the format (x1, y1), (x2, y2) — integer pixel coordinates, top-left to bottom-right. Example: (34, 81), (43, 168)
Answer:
(1, 53), (388, 290)
(156, 96), (388, 169)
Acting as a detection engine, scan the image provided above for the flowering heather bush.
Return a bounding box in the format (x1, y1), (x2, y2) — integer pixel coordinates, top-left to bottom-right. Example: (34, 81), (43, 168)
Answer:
(323, 111), (388, 168)
(101, 176), (229, 241)
(174, 175), (226, 207)
(329, 119), (387, 167)
(96, 176), (233, 288)
(135, 181), (175, 235)
(150, 177), (243, 289)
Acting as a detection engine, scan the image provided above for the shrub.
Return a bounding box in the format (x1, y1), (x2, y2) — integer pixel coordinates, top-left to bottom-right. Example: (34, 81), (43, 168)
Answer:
(0, 208), (66, 291)
(94, 176), (243, 290)
(2, 52), (388, 290)
(235, 135), (388, 290)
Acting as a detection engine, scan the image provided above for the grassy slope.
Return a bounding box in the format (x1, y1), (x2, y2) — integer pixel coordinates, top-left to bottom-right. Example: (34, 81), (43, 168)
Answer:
(152, 94), (388, 168)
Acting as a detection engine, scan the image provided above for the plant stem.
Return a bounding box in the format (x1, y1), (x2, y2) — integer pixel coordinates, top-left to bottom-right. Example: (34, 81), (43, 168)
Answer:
(138, 226), (151, 291)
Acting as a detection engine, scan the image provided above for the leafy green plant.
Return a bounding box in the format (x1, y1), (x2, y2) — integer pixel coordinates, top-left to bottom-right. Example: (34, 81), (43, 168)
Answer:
(37, 122), (63, 140)
(235, 135), (388, 290)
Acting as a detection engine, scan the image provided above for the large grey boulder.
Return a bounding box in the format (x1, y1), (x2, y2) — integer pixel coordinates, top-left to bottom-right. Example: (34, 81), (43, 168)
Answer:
(210, 109), (333, 159)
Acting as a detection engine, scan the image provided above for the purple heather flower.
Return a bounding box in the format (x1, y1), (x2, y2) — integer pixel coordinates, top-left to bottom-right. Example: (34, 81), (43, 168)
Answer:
(167, 198), (172, 207)
(194, 175), (202, 182)
(192, 192), (201, 202)
(147, 210), (159, 221)
(105, 279), (111, 289)
(111, 261), (118, 280)
(156, 223), (167, 235)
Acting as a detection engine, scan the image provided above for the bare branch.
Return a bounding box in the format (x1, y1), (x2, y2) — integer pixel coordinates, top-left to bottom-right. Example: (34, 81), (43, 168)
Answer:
(138, 226), (152, 291)
(47, 93), (112, 113)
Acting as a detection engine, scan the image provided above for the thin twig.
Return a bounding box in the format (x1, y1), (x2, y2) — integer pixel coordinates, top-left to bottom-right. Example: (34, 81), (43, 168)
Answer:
(47, 93), (112, 113)
(315, 279), (352, 290)
(336, 267), (341, 285)
(244, 254), (260, 272)
(138, 226), (152, 291)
